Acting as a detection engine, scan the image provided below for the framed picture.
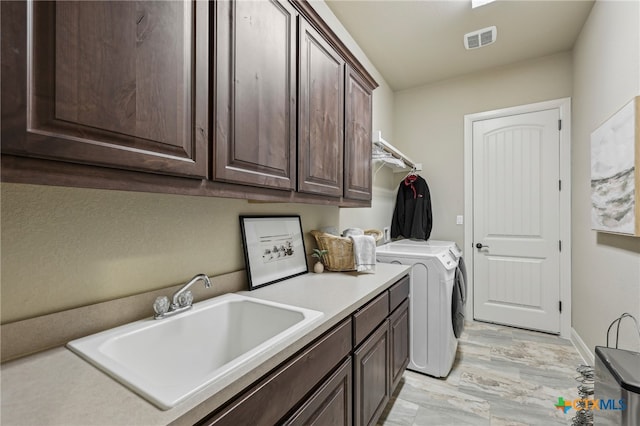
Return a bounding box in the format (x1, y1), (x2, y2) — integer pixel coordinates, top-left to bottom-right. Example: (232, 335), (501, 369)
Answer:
(239, 215), (308, 290)
(591, 96), (640, 236)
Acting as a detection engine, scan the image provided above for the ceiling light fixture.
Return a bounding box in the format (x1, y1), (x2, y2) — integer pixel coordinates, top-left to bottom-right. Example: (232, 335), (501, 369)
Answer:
(471, 0), (496, 9)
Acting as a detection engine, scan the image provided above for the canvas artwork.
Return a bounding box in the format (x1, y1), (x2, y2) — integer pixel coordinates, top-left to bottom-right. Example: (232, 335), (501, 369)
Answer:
(590, 97), (639, 236)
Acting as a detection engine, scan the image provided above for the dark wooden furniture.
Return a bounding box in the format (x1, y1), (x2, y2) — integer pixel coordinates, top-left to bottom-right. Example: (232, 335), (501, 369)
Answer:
(1, 0), (378, 207)
(196, 274), (410, 426)
(354, 320), (390, 426)
(284, 357), (353, 426)
(352, 275), (409, 426)
(388, 276), (411, 392)
(297, 19), (344, 197)
(389, 299), (410, 391)
(1, 1), (209, 178)
(344, 66), (373, 201)
(201, 319), (353, 425)
(352, 292), (391, 426)
(214, 0), (297, 190)
(353, 291), (389, 346)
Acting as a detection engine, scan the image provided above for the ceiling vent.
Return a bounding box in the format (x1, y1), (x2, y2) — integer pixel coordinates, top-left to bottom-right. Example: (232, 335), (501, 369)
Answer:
(464, 26), (497, 50)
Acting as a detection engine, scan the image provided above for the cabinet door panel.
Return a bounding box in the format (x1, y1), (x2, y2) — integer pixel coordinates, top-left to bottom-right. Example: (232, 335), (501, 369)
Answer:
(284, 357), (352, 426)
(344, 66), (372, 201)
(214, 0), (296, 189)
(389, 299), (410, 391)
(1, 1), (208, 177)
(298, 19), (344, 197)
(354, 320), (390, 426)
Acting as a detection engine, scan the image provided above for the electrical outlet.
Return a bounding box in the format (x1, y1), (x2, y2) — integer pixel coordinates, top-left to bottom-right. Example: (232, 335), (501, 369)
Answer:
(383, 226), (391, 242)
(456, 215), (464, 225)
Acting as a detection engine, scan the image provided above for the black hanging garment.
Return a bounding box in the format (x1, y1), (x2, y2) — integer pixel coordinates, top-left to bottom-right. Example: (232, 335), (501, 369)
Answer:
(390, 174), (433, 240)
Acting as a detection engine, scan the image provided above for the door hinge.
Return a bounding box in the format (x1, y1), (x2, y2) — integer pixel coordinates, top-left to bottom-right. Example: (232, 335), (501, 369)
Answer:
(559, 301), (562, 313)
(559, 240), (562, 252)
(558, 119), (562, 131)
(559, 180), (562, 191)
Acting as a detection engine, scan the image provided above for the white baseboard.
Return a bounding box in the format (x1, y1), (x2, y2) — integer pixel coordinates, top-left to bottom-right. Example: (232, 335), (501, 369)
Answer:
(571, 327), (595, 366)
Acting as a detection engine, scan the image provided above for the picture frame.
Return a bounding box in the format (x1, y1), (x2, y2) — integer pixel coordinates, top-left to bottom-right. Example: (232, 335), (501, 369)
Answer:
(590, 96), (640, 236)
(239, 215), (308, 290)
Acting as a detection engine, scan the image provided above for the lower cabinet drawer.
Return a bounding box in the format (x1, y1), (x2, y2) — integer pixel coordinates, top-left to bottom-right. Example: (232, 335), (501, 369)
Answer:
(200, 318), (352, 426)
(353, 291), (389, 347)
(284, 357), (353, 426)
(388, 275), (410, 312)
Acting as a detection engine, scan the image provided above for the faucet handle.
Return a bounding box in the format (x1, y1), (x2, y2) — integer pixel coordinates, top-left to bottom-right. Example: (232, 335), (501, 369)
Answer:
(176, 290), (194, 308)
(153, 296), (170, 316)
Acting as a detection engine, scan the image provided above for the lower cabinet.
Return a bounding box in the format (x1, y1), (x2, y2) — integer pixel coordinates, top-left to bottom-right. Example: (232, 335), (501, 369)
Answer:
(284, 357), (353, 426)
(389, 299), (410, 391)
(196, 275), (410, 426)
(354, 320), (390, 426)
(198, 319), (352, 426)
(353, 276), (410, 426)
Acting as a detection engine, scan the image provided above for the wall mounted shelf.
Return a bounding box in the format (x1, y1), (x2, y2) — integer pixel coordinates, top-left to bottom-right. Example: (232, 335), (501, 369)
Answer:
(372, 131), (422, 173)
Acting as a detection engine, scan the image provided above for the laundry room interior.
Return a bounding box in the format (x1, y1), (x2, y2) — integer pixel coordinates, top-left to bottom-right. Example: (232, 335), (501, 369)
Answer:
(1, 0), (640, 425)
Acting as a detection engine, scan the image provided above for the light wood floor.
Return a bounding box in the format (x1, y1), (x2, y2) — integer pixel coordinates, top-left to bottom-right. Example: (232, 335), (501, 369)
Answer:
(379, 321), (584, 425)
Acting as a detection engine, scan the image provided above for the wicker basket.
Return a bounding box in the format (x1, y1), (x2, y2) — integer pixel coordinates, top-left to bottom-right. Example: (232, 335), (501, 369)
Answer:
(310, 229), (383, 272)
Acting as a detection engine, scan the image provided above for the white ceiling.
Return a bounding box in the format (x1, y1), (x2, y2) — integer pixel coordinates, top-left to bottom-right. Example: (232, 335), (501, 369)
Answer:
(325, 0), (595, 91)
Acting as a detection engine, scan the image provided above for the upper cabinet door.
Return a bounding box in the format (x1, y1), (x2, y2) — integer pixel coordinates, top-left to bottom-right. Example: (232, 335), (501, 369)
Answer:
(298, 19), (345, 198)
(1, 1), (209, 178)
(344, 66), (373, 201)
(214, 0), (297, 190)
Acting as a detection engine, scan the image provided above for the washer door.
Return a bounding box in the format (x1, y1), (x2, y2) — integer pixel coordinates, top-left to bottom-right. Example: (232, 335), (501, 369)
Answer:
(451, 267), (465, 338)
(458, 257), (467, 304)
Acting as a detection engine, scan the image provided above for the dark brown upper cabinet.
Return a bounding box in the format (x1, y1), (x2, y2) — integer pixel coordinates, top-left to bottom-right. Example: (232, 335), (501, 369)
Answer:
(214, 0), (297, 190)
(1, 0), (378, 207)
(344, 65), (373, 201)
(1, 1), (209, 178)
(297, 18), (345, 198)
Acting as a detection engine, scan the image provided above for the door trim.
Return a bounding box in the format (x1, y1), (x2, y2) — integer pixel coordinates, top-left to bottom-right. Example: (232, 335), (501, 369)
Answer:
(463, 98), (572, 338)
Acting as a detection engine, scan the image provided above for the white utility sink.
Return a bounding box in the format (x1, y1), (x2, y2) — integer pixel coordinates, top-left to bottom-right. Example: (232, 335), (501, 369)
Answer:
(67, 293), (324, 410)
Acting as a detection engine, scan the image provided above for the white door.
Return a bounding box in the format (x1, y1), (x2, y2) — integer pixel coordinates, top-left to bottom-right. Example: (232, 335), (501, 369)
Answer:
(472, 109), (561, 334)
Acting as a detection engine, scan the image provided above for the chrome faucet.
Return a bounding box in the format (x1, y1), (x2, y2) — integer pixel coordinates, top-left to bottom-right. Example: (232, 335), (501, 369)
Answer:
(153, 273), (212, 319)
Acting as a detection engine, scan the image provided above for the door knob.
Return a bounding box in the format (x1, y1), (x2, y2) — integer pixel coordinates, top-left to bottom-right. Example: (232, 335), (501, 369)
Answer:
(475, 243), (489, 249)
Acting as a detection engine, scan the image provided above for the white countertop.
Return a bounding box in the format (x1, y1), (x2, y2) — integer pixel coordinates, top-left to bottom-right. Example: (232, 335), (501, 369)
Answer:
(1, 263), (410, 426)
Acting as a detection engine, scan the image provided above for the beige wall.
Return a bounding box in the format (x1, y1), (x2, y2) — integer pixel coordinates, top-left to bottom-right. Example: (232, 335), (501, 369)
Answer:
(393, 52), (573, 248)
(0, 1), (396, 324)
(572, 0), (640, 353)
(0, 184), (340, 323)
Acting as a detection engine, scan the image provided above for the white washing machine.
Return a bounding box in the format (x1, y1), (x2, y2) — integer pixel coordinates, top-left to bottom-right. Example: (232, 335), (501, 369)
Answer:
(388, 239), (467, 337)
(376, 241), (459, 378)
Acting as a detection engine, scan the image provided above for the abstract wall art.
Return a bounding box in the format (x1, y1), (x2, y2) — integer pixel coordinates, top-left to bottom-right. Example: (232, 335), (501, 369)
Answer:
(591, 96), (640, 236)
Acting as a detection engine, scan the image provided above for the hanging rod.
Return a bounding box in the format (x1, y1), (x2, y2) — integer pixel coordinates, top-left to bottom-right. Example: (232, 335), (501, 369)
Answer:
(371, 131), (422, 172)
